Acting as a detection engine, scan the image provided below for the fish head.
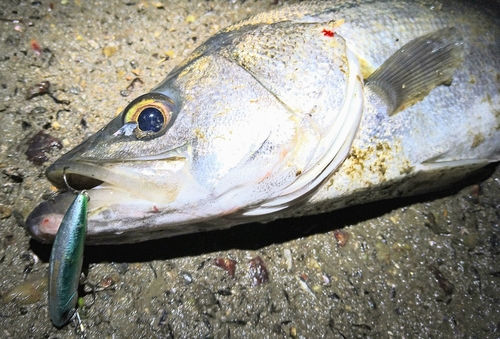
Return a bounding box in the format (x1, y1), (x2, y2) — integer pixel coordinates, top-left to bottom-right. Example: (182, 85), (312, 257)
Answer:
(26, 20), (364, 244)
(45, 91), (188, 204)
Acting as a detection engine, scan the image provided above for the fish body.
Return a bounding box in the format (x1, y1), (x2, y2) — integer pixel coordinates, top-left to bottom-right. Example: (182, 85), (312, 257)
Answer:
(26, 0), (500, 244)
(48, 192), (87, 327)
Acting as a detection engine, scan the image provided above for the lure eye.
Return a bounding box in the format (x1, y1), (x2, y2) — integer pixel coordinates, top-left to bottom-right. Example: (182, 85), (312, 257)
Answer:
(121, 92), (175, 139)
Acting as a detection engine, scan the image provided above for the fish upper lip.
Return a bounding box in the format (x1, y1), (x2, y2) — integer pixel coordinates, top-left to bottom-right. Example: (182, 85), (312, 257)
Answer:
(46, 137), (190, 191)
(44, 141), (190, 207)
(46, 159), (107, 190)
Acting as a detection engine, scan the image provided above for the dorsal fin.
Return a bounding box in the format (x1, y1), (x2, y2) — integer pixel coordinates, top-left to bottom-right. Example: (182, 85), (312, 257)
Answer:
(366, 27), (464, 115)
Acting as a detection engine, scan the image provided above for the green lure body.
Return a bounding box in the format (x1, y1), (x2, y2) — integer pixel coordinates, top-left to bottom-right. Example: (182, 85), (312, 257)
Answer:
(48, 191), (88, 328)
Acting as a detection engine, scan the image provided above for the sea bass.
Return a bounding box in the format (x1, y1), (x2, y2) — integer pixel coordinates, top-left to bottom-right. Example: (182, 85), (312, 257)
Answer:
(27, 0), (500, 245)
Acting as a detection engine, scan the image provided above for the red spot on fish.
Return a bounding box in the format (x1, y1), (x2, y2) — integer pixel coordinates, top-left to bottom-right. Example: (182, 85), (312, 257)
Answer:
(152, 205), (159, 213)
(30, 39), (42, 56)
(321, 29), (335, 37)
(37, 213), (63, 237)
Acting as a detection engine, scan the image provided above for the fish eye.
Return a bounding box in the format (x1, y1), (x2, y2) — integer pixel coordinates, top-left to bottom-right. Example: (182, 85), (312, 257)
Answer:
(137, 107), (164, 133)
(122, 93), (175, 139)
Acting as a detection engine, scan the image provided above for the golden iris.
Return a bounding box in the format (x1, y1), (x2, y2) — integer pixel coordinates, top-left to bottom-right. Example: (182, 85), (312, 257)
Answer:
(122, 93), (175, 138)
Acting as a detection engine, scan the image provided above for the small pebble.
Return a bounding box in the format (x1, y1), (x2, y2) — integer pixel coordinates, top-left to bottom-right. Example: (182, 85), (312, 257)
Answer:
(0, 203), (13, 219)
(2, 275), (47, 305)
(334, 229), (349, 247)
(51, 120), (61, 130)
(30, 106), (48, 115)
(24, 131), (62, 165)
(130, 60), (139, 68)
(103, 45), (117, 57)
(214, 257), (237, 278)
(283, 249), (292, 270)
(68, 86), (80, 95)
(248, 256), (269, 286)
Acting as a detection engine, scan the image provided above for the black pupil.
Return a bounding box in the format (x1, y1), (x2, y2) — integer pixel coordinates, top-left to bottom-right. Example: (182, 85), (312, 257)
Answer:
(138, 107), (164, 132)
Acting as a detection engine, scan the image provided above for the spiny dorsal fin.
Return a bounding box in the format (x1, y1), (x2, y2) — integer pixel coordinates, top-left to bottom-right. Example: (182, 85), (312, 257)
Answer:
(366, 27), (464, 115)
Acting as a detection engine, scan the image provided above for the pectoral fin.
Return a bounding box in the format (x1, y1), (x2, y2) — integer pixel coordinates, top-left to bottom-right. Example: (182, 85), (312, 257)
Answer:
(366, 27), (464, 115)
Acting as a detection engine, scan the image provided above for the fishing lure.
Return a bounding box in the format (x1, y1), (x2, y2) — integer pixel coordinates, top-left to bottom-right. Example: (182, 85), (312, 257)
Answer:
(48, 190), (88, 330)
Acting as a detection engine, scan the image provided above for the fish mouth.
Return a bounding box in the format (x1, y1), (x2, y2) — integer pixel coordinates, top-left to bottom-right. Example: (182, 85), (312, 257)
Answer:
(47, 165), (104, 191)
(26, 159), (148, 244)
(26, 134), (189, 244)
(26, 157), (187, 244)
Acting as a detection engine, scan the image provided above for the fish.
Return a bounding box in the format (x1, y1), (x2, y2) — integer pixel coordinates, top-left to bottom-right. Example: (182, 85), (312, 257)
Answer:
(48, 191), (88, 328)
(26, 0), (500, 245)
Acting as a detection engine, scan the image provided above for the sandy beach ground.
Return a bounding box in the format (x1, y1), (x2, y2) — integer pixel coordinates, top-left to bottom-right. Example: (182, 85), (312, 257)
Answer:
(0, 1), (499, 338)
